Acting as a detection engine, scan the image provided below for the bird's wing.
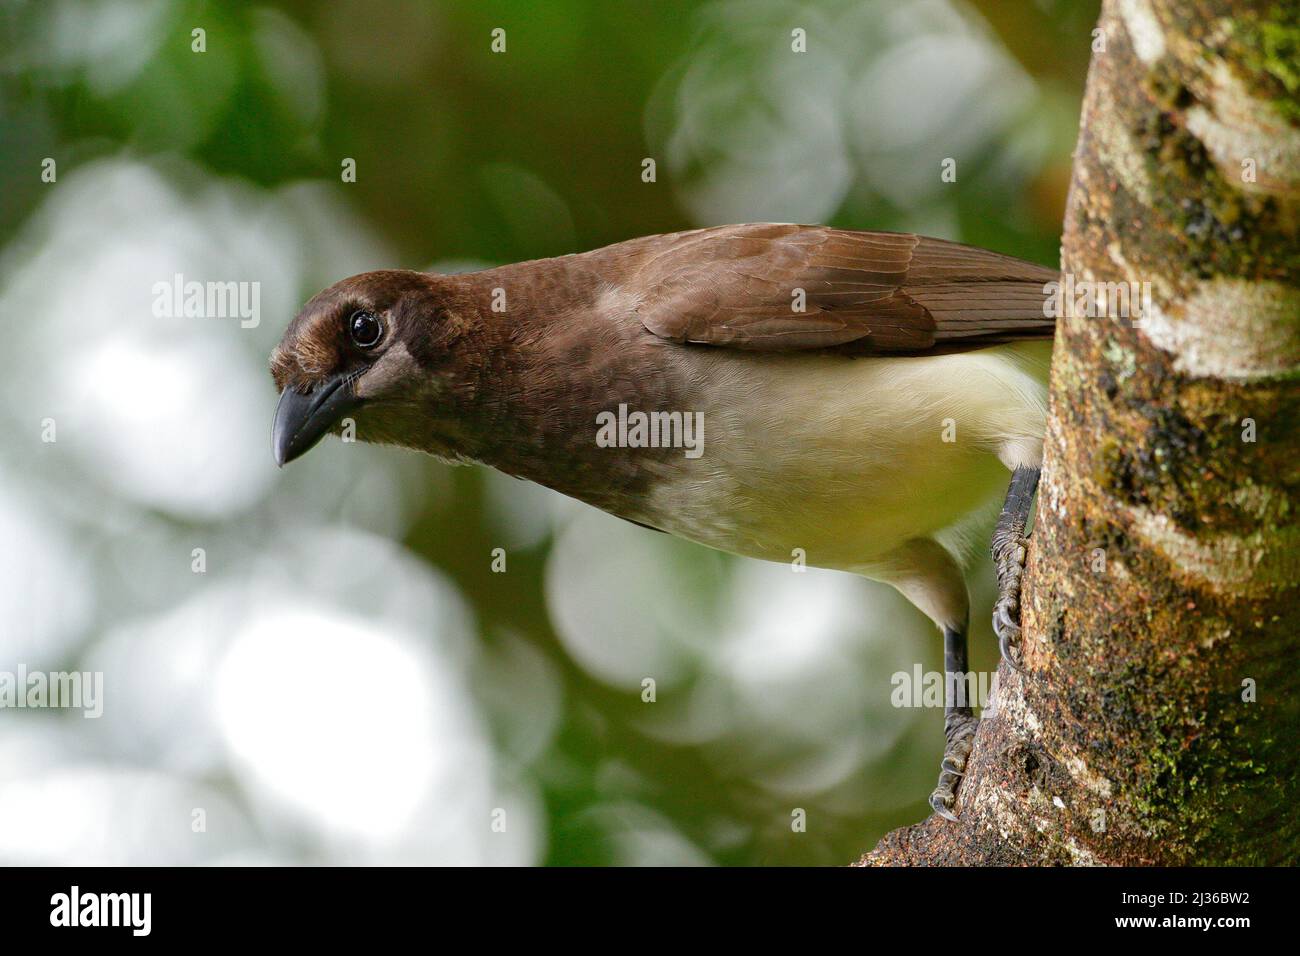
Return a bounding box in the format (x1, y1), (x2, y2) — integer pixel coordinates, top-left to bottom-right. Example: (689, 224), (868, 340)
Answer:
(632, 223), (1058, 355)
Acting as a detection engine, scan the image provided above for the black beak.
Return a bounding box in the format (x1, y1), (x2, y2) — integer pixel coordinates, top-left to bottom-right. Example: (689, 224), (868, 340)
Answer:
(272, 373), (363, 467)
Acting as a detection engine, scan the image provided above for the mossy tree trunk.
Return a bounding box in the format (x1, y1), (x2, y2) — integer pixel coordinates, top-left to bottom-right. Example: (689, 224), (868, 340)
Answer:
(860, 0), (1300, 866)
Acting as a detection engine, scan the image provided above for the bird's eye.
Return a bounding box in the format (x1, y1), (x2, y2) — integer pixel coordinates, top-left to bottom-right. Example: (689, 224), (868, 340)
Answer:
(349, 310), (383, 348)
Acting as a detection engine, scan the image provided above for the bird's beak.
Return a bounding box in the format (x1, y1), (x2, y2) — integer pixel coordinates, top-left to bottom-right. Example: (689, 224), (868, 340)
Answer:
(272, 373), (363, 467)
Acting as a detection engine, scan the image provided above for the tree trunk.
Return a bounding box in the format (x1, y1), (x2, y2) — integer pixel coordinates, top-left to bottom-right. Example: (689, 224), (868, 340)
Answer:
(859, 0), (1300, 866)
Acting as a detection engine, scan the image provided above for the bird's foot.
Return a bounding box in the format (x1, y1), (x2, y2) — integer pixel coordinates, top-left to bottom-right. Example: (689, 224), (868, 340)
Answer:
(993, 532), (1029, 674)
(928, 712), (978, 822)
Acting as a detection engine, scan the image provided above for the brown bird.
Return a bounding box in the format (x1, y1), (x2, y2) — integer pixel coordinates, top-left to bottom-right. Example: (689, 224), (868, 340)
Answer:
(270, 223), (1056, 820)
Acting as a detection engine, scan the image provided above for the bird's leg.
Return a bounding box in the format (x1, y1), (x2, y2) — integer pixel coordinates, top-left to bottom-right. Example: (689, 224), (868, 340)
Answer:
(928, 618), (977, 822)
(992, 466), (1041, 674)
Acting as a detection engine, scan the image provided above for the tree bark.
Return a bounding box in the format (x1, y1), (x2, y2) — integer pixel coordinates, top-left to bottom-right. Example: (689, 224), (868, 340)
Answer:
(859, 0), (1300, 866)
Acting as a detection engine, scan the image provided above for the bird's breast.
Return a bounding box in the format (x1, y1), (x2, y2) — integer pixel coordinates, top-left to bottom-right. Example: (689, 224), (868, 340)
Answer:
(615, 345), (1048, 571)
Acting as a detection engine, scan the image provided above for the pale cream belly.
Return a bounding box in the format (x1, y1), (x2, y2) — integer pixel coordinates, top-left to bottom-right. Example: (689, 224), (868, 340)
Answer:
(639, 431), (1009, 572)
(634, 344), (1049, 574)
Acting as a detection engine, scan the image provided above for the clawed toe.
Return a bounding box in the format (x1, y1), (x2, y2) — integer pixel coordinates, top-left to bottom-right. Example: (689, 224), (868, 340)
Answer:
(993, 526), (1031, 675)
(930, 715), (977, 822)
(994, 603), (1027, 675)
(999, 632), (1027, 675)
(928, 787), (959, 822)
(993, 601), (1018, 640)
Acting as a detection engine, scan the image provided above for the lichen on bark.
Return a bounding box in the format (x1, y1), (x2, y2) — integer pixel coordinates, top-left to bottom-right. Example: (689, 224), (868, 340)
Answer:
(859, 0), (1300, 866)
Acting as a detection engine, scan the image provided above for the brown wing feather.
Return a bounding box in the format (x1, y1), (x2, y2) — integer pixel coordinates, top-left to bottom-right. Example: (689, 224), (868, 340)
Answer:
(634, 224), (1058, 355)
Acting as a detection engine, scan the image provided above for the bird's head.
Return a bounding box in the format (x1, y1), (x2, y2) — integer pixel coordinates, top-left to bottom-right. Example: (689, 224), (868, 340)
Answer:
(270, 269), (464, 466)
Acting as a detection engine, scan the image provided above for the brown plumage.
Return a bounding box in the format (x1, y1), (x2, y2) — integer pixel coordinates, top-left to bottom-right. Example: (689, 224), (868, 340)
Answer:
(270, 221), (1059, 522)
(271, 224), (1057, 391)
(632, 224), (1057, 353)
(271, 223), (1060, 821)
(271, 223), (1057, 510)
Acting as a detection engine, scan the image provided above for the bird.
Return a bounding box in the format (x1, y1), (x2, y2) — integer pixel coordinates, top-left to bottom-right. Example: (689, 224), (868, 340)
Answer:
(270, 223), (1056, 820)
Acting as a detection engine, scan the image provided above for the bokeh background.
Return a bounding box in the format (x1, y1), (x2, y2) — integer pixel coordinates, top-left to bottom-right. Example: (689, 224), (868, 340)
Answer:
(0, 0), (1096, 865)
